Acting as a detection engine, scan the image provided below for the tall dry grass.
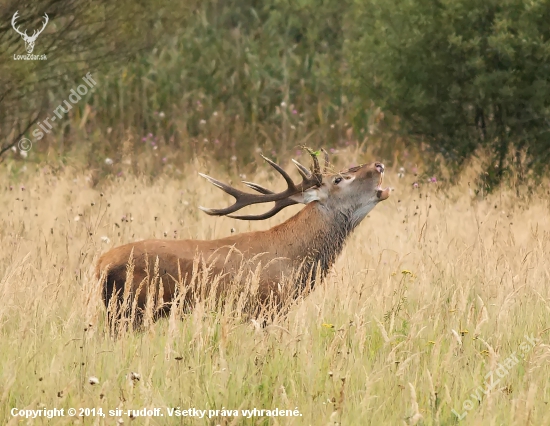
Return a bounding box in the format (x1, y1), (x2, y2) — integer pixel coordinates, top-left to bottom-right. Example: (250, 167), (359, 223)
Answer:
(1, 153), (549, 425)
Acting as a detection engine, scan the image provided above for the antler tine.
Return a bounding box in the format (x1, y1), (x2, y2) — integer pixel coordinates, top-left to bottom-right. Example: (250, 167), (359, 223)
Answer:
(242, 181), (274, 195)
(260, 154), (297, 191)
(291, 159), (311, 180)
(198, 173), (247, 198)
(305, 148), (321, 175)
(321, 148), (330, 173)
(302, 148), (323, 185)
(198, 173), (257, 216)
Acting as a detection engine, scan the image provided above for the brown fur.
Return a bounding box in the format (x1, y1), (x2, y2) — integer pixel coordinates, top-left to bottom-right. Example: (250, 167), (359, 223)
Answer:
(96, 161), (389, 321)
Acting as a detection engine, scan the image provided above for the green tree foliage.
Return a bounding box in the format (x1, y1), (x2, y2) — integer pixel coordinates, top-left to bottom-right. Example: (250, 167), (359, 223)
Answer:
(347, 0), (550, 183)
(93, 0), (351, 159)
(1, 0), (354, 166)
(3, 0), (550, 184)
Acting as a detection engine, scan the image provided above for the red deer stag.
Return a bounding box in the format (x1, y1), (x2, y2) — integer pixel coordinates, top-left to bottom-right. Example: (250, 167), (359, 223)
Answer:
(96, 149), (390, 323)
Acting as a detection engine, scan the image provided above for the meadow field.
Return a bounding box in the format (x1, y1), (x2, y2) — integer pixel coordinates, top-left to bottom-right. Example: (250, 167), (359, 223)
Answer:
(1, 150), (549, 425)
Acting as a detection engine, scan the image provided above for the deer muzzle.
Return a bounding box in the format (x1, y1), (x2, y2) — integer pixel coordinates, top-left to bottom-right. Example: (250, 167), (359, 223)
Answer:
(376, 187), (391, 200)
(375, 163), (390, 200)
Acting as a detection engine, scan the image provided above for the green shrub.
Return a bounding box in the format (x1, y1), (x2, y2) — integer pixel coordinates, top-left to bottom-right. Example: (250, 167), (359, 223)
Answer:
(347, 0), (550, 184)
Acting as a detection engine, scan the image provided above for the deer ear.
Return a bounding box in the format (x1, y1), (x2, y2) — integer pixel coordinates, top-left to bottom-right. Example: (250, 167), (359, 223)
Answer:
(290, 187), (325, 204)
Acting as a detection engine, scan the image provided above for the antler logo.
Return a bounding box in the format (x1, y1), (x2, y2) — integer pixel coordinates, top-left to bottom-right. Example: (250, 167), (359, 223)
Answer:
(11, 10), (49, 54)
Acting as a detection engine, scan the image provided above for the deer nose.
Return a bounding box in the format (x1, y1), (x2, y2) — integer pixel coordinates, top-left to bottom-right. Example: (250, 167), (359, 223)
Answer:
(375, 163), (385, 174)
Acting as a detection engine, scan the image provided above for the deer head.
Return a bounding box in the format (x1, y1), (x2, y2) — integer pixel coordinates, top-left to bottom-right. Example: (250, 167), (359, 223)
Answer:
(12, 11), (49, 54)
(199, 148), (390, 228)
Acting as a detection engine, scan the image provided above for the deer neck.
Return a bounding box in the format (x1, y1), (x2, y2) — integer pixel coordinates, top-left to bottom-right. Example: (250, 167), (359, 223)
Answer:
(269, 202), (356, 280)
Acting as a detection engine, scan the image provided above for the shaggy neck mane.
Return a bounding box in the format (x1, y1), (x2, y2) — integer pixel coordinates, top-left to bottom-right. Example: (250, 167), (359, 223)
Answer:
(269, 202), (357, 287)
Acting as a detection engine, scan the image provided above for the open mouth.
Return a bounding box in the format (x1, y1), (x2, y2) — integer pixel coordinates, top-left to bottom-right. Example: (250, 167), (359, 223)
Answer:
(376, 173), (391, 201)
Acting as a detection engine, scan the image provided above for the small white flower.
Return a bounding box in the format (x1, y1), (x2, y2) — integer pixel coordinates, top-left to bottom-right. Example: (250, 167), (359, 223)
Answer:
(105, 158), (113, 166)
(280, 101), (287, 107)
(290, 125), (296, 130)
(230, 155), (237, 161)
(199, 119), (206, 125)
(398, 167), (405, 179)
(101, 236), (110, 244)
(129, 372), (141, 381)
(212, 111), (218, 117)
(330, 124), (335, 129)
(159, 111), (165, 118)
(203, 138), (209, 143)
(11, 146), (17, 152)
(89, 376), (100, 385)
(20, 150), (28, 158)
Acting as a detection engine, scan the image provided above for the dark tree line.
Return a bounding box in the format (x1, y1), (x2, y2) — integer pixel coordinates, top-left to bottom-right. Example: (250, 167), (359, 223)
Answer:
(2, 0), (550, 187)
(348, 0), (550, 185)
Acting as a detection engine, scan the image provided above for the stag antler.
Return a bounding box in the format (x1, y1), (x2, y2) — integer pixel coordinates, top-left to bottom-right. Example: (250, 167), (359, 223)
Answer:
(199, 149), (326, 220)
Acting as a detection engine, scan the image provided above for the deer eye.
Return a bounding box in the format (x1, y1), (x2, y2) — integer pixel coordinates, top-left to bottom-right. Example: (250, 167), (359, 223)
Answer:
(334, 177), (343, 185)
